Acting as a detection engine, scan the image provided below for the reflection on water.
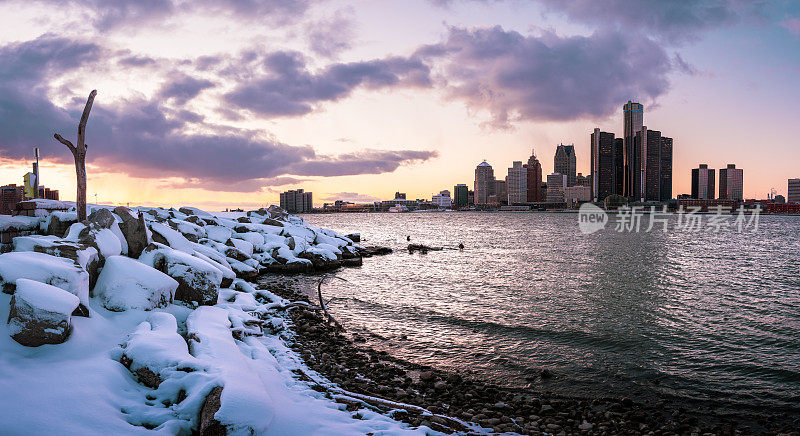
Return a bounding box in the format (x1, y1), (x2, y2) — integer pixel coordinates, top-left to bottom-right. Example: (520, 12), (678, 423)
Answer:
(274, 212), (800, 413)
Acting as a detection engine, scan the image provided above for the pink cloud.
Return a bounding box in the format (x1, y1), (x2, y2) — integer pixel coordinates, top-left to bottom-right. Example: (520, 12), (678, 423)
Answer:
(780, 17), (800, 36)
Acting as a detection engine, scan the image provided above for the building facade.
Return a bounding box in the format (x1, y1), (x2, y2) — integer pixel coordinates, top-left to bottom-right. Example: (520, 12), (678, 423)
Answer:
(506, 161), (527, 204)
(524, 150), (543, 202)
(591, 128), (616, 202)
(474, 161), (495, 204)
(279, 189), (313, 213)
(493, 179), (507, 205)
(453, 184), (469, 208)
(719, 164), (743, 201)
(432, 190), (452, 208)
(614, 137), (624, 196)
(565, 186), (591, 203)
(691, 164), (715, 199)
(789, 178), (800, 203)
(623, 101), (644, 198)
(546, 173), (567, 203)
(554, 144), (576, 187)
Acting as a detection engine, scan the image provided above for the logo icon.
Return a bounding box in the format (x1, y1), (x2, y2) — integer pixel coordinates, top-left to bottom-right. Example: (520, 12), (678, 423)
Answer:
(578, 203), (608, 234)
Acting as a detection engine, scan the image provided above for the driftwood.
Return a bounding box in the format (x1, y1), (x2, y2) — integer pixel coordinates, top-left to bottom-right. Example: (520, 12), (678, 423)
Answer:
(54, 90), (96, 222)
(318, 275), (345, 330)
(407, 244), (443, 254)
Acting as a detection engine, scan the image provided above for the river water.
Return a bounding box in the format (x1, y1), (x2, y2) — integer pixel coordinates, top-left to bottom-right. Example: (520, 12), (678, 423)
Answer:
(286, 211), (800, 415)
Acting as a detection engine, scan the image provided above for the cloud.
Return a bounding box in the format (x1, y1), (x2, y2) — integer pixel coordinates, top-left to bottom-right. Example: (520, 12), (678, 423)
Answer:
(306, 9), (356, 58)
(224, 50), (432, 117)
(158, 74), (215, 104)
(5, 0), (315, 31)
(416, 26), (672, 128)
(0, 37), (437, 192)
(320, 192), (382, 203)
(780, 17), (800, 36)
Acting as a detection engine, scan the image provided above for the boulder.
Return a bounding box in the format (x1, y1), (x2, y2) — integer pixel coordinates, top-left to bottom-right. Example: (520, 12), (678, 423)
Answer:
(149, 222), (194, 253)
(227, 238), (253, 257)
(12, 236), (101, 290)
(0, 251), (90, 313)
(94, 256), (179, 311)
(264, 261), (313, 274)
(345, 233), (360, 242)
(226, 258), (258, 279)
(77, 225), (122, 261)
(140, 244), (222, 306)
(184, 215), (206, 226)
(224, 246), (250, 262)
(115, 207), (151, 258)
(178, 206), (212, 217)
(199, 387), (225, 436)
(45, 211), (77, 237)
(7, 278), (80, 347)
(205, 225), (232, 243)
(86, 208), (116, 229)
(359, 246), (393, 257)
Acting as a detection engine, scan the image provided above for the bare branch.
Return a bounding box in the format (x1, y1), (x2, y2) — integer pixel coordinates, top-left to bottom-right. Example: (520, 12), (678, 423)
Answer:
(318, 275), (347, 330)
(53, 133), (76, 154)
(76, 89), (97, 153)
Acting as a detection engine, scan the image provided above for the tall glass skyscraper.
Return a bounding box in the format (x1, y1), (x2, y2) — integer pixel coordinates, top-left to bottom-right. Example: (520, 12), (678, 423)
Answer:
(474, 161), (495, 204)
(623, 101), (643, 198)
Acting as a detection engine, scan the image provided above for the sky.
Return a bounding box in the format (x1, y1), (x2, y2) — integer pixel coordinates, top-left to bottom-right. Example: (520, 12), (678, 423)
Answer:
(0, 0), (798, 209)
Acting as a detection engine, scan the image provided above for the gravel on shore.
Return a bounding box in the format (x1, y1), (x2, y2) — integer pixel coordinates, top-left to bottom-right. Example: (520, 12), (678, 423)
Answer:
(266, 282), (799, 436)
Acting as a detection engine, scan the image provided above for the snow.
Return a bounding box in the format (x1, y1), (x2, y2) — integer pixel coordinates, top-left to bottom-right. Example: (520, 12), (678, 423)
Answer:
(14, 278), (80, 316)
(12, 236), (99, 273)
(0, 215), (41, 232)
(0, 251), (90, 307)
(229, 237), (254, 257)
(149, 222), (194, 253)
(93, 228), (124, 258)
(94, 256), (178, 311)
(205, 225), (232, 243)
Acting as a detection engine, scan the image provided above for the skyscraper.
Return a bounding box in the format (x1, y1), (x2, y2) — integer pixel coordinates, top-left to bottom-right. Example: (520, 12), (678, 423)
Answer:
(614, 137), (624, 196)
(591, 128), (615, 202)
(788, 178), (800, 203)
(524, 150), (543, 202)
(623, 101), (643, 198)
(719, 164), (743, 200)
(554, 144), (576, 187)
(546, 173), (567, 203)
(659, 136), (673, 201)
(506, 161), (527, 204)
(691, 164), (715, 199)
(280, 189), (313, 213)
(453, 184), (469, 208)
(474, 161), (495, 204)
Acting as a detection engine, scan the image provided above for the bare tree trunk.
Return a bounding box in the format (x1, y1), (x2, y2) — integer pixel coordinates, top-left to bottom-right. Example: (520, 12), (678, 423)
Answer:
(54, 90), (96, 221)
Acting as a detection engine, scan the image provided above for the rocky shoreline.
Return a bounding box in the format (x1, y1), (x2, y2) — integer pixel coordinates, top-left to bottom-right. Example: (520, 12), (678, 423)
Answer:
(265, 281), (799, 436)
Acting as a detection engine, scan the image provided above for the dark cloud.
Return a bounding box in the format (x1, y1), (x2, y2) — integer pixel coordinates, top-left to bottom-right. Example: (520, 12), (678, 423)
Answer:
(158, 74), (215, 104)
(416, 26), (672, 128)
(5, 0), (315, 30)
(224, 50), (431, 117)
(0, 37), (436, 192)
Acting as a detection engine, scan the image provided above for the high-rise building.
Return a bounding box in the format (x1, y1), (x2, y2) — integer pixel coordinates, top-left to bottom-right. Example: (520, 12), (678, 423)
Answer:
(623, 101), (644, 198)
(691, 164), (716, 200)
(506, 161), (527, 204)
(279, 189), (313, 213)
(719, 164), (743, 201)
(453, 184), (469, 208)
(789, 178), (800, 203)
(494, 179), (507, 205)
(614, 137), (624, 196)
(394, 192), (406, 200)
(659, 136), (673, 201)
(474, 161), (495, 204)
(576, 173), (591, 188)
(524, 150), (543, 202)
(546, 173), (567, 203)
(565, 186), (591, 203)
(554, 144), (576, 187)
(591, 128), (616, 202)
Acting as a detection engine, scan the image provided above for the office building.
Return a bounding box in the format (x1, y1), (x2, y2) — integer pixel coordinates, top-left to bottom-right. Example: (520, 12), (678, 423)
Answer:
(591, 128), (616, 202)
(453, 184), (469, 208)
(719, 164), (743, 201)
(565, 186), (591, 203)
(623, 101), (644, 198)
(554, 144), (577, 187)
(636, 128), (672, 202)
(506, 161), (527, 204)
(659, 136), (673, 201)
(474, 161), (495, 204)
(432, 190), (452, 208)
(494, 179), (507, 205)
(788, 178), (800, 203)
(546, 173), (567, 203)
(691, 164), (715, 200)
(524, 150), (543, 202)
(279, 189), (313, 213)
(614, 137), (624, 196)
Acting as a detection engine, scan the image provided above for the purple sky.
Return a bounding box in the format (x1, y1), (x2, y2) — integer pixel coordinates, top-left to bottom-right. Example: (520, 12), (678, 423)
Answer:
(0, 0), (798, 207)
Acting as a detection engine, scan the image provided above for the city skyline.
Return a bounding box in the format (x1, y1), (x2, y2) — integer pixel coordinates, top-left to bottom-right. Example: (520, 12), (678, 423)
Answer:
(0, 1), (799, 208)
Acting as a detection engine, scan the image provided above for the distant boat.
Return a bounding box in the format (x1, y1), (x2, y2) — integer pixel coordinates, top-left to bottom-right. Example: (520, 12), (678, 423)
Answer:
(388, 204), (409, 213)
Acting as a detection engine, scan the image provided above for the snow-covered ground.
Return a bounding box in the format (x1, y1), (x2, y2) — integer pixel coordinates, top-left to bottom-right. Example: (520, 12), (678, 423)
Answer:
(0, 203), (444, 436)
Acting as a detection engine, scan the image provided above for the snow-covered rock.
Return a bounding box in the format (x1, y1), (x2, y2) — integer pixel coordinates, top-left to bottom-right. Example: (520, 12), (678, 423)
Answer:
(115, 206), (151, 258)
(45, 211), (77, 237)
(7, 278), (80, 347)
(149, 222), (194, 253)
(229, 238), (254, 257)
(93, 255), (178, 312)
(205, 225), (232, 243)
(12, 235), (100, 288)
(0, 251), (90, 310)
(139, 244), (223, 306)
